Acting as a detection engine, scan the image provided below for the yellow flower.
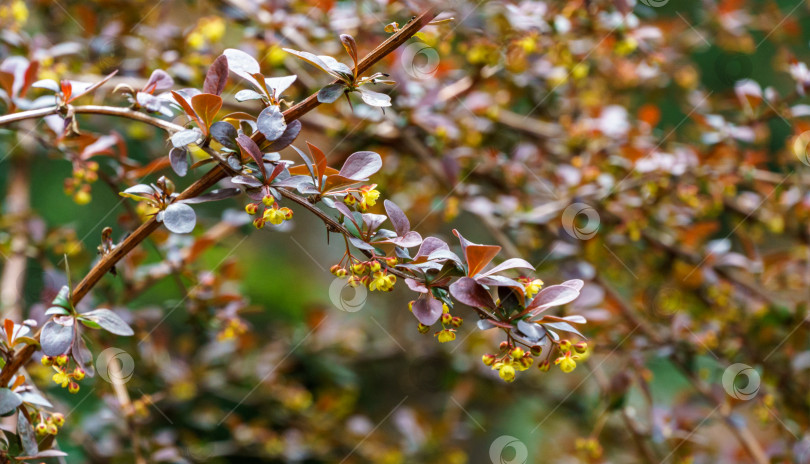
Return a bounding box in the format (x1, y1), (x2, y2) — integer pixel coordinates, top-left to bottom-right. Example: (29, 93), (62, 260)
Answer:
(359, 185), (380, 210)
(52, 368), (70, 388)
(369, 271), (396, 292)
(263, 207), (290, 225)
(436, 329), (456, 343)
(555, 351), (580, 373)
(497, 362), (516, 382)
(524, 278), (544, 298)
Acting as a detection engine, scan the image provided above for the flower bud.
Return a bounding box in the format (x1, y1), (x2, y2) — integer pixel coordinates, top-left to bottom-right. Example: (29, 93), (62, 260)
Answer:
(347, 275), (362, 288)
(369, 260), (382, 273)
(343, 194), (356, 205)
(499, 364), (516, 382)
(441, 313), (452, 325)
(499, 341), (510, 351)
(510, 347), (524, 359)
(539, 360), (551, 372)
(482, 354), (496, 366)
(46, 423), (58, 435)
(253, 217), (265, 229)
(408, 300), (415, 312)
(450, 316), (463, 328)
(262, 194), (275, 206)
(386, 256), (398, 266)
(68, 382), (80, 394)
(574, 342), (588, 353)
(559, 339), (572, 352)
(36, 423), (48, 435)
(73, 367), (85, 381)
(55, 355), (68, 366)
(52, 413), (65, 427)
(351, 263), (366, 275)
(41, 355), (53, 367)
(417, 323), (430, 334)
(530, 345), (543, 356)
(280, 207), (293, 219)
(245, 203), (259, 215)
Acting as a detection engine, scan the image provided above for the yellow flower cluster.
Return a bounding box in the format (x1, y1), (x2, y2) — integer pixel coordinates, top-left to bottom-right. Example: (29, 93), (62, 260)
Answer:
(521, 277), (544, 298)
(186, 16), (226, 50)
(34, 412), (64, 436)
(333, 257), (398, 292)
(217, 318), (248, 341)
(483, 345), (534, 383)
(344, 185), (381, 212)
(64, 161), (99, 205)
(43, 355), (84, 394)
(245, 195), (293, 228)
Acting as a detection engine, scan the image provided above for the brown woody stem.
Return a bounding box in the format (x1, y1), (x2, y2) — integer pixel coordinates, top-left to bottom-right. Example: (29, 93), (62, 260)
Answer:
(0, 7), (438, 387)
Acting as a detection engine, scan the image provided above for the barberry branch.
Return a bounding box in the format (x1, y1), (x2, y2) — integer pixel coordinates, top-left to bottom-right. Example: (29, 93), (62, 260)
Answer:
(0, 6), (439, 387)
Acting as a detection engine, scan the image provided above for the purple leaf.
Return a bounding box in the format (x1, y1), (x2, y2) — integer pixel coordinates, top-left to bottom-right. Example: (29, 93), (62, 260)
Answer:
(169, 147), (188, 177)
(384, 199), (410, 236)
(181, 188), (241, 204)
(527, 284), (581, 315)
(144, 69), (174, 93)
(386, 231), (423, 248)
(449, 277), (495, 310)
(405, 278), (429, 293)
(411, 298), (444, 325)
(415, 237), (450, 259)
(478, 258), (535, 278)
(339, 151), (382, 180)
(203, 55), (229, 95)
(223, 49), (261, 89)
(257, 104), (286, 142)
(237, 134), (266, 178)
(266, 120), (302, 151)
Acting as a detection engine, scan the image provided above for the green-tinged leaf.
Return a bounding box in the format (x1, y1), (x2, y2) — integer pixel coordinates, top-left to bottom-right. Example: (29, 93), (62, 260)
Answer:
(317, 83), (346, 103)
(80, 309), (134, 336)
(45, 306), (69, 316)
(51, 285), (71, 309)
(40, 319), (74, 357)
(12, 336), (38, 348)
(162, 203), (197, 234)
(283, 49), (348, 81)
(0, 389), (22, 416)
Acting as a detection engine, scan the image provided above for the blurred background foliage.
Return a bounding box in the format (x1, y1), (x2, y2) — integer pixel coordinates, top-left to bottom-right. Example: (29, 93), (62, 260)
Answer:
(1, 0), (810, 463)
